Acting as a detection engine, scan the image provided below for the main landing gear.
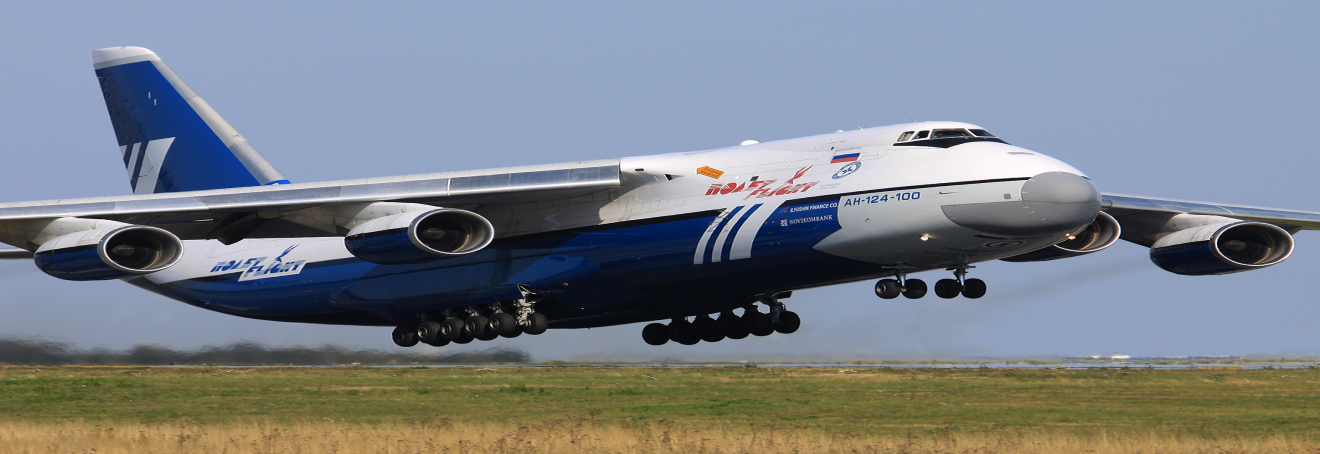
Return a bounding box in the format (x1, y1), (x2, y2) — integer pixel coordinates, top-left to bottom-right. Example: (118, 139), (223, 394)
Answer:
(875, 266), (986, 300)
(641, 295), (800, 346)
(391, 289), (550, 348)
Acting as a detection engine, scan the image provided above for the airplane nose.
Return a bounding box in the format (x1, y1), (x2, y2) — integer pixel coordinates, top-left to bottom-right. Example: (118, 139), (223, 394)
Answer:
(941, 172), (1101, 236)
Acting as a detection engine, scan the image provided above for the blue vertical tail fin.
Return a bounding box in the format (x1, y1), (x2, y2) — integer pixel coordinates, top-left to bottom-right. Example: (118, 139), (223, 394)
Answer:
(91, 47), (289, 194)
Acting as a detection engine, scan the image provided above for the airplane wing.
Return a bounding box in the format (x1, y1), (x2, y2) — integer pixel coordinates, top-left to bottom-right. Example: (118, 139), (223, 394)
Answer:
(1102, 193), (1320, 247)
(1103, 194), (1320, 230)
(0, 160), (621, 250)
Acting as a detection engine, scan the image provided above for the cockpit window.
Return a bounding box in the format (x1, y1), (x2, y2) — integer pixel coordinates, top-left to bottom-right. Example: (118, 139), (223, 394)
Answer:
(897, 131), (914, 142)
(968, 129), (996, 138)
(914, 130), (930, 139)
(931, 128), (972, 139)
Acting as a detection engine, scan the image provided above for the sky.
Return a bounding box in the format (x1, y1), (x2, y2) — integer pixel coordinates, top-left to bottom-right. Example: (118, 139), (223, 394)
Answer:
(1, 1), (1319, 361)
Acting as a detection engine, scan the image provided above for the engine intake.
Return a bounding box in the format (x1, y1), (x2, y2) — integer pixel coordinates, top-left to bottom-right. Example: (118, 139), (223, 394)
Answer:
(1002, 212), (1121, 262)
(34, 226), (184, 281)
(345, 208), (494, 264)
(1149, 221), (1293, 276)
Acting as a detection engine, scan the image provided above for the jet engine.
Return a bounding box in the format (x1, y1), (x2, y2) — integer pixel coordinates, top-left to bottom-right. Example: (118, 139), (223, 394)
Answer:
(34, 225), (184, 281)
(1149, 221), (1293, 276)
(344, 208), (495, 264)
(1001, 212), (1121, 262)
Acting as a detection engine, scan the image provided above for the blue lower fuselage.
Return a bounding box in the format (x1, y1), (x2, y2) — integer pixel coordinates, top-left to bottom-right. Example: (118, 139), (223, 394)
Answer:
(143, 195), (882, 328)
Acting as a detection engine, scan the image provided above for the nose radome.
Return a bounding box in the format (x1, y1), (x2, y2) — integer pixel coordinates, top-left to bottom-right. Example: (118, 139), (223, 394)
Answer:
(941, 172), (1101, 236)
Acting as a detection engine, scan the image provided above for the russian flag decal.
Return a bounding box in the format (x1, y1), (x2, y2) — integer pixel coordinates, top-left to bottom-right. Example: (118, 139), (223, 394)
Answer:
(831, 153), (860, 163)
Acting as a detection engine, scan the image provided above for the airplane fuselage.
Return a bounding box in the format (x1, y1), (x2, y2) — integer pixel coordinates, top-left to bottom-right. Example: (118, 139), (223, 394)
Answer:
(135, 121), (1099, 329)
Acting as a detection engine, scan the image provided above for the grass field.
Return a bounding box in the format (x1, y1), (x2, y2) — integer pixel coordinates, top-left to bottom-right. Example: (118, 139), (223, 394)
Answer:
(2, 365), (1319, 453)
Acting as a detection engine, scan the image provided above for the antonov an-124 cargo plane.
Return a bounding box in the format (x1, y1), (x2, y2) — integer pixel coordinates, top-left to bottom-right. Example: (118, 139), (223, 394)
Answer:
(3, 47), (1316, 348)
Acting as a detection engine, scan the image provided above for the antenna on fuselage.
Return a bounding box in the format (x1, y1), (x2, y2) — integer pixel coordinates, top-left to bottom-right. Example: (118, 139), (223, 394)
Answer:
(911, 117), (916, 123)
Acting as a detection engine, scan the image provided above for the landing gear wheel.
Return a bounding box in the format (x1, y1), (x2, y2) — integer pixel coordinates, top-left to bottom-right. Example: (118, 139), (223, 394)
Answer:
(773, 311), (801, 334)
(902, 279), (927, 299)
(415, 321), (442, 345)
(426, 336), (451, 347)
(524, 312), (549, 335)
(642, 323), (670, 346)
(875, 279), (901, 299)
(475, 328), (499, 341)
(669, 319), (699, 345)
(499, 327), (523, 339)
(962, 278), (987, 299)
(464, 315), (489, 338)
(694, 316), (724, 343)
(439, 318), (465, 340)
(392, 326), (419, 347)
(453, 332), (474, 344)
(934, 279), (963, 299)
(720, 312), (749, 340)
(488, 313), (517, 335)
(747, 311), (775, 337)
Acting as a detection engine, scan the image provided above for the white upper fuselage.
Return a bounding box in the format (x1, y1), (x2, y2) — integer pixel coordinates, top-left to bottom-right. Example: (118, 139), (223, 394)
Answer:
(146, 121), (1089, 288)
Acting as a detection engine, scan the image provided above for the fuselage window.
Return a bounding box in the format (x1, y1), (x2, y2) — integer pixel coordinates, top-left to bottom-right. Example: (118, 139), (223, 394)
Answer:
(968, 129), (996, 138)
(914, 130), (930, 139)
(897, 131), (914, 142)
(931, 128), (972, 139)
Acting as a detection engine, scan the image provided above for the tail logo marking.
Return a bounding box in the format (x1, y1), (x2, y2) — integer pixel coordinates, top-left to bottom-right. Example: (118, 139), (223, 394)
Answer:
(120, 137), (175, 194)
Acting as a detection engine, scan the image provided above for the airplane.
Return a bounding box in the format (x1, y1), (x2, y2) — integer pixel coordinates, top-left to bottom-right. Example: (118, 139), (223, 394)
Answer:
(2, 46), (1316, 348)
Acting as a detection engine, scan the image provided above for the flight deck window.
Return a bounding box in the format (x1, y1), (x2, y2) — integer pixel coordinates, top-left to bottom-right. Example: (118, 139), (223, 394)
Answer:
(968, 129), (996, 138)
(897, 131), (914, 142)
(931, 128), (972, 139)
(914, 130), (930, 139)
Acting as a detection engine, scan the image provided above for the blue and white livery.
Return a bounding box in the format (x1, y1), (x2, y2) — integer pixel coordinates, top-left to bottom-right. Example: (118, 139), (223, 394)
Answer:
(1, 47), (1316, 347)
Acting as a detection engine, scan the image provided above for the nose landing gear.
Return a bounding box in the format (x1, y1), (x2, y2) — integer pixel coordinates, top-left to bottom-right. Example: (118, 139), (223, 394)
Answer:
(934, 265), (986, 299)
(877, 265), (986, 300)
(875, 270), (927, 299)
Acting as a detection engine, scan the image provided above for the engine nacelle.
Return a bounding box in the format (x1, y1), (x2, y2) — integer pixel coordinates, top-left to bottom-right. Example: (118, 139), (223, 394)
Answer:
(1149, 221), (1293, 276)
(344, 208), (494, 264)
(1002, 212), (1122, 262)
(33, 226), (184, 281)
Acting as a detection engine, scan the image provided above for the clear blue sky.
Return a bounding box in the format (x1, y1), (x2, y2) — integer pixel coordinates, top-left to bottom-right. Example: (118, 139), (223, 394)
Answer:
(2, 2), (1318, 361)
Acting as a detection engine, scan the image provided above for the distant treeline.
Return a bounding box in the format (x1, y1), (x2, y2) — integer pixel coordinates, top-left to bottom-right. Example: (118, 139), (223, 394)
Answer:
(0, 338), (530, 366)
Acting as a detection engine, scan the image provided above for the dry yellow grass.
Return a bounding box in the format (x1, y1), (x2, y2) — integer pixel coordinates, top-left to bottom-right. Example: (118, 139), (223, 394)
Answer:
(1, 420), (1317, 454)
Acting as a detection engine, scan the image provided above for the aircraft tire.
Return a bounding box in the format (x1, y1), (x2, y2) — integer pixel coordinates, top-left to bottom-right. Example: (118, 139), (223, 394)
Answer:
(489, 313), (517, 335)
(465, 316), (489, 338)
(962, 278), (987, 299)
(524, 313), (549, 335)
(475, 329), (499, 341)
(415, 321), (443, 344)
(642, 323), (669, 345)
(747, 312), (775, 337)
(392, 326), (419, 347)
(774, 311), (801, 334)
(669, 319), (699, 345)
(453, 332), (474, 344)
(694, 316), (724, 343)
(934, 279), (962, 299)
(439, 318), (465, 341)
(425, 336), (451, 347)
(719, 312), (749, 339)
(875, 279), (902, 299)
(903, 279), (928, 299)
(500, 327), (523, 339)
